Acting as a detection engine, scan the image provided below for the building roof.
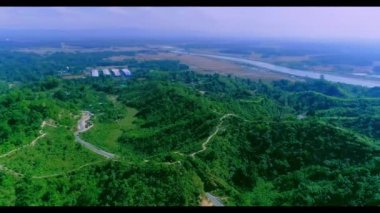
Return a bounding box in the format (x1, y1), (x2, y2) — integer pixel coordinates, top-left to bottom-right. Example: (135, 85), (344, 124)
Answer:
(121, 68), (131, 75)
(111, 69), (121, 76)
(102, 69), (111, 75)
(91, 69), (99, 77)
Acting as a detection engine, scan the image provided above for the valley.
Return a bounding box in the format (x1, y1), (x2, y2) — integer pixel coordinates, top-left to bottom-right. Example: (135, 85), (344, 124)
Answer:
(0, 50), (380, 206)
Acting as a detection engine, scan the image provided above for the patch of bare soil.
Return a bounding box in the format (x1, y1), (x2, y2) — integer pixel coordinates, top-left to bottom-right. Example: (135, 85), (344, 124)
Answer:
(125, 52), (293, 81)
(106, 55), (135, 61)
(61, 74), (86, 79)
(200, 196), (213, 207)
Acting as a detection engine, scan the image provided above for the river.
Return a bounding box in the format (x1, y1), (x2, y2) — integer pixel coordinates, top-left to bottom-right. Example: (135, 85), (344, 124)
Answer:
(173, 51), (380, 88)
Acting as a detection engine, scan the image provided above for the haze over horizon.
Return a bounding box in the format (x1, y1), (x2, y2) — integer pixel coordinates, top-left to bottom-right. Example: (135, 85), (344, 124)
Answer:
(0, 7), (379, 42)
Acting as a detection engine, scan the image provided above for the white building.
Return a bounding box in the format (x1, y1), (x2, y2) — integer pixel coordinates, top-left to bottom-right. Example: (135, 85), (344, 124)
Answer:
(111, 68), (121, 76)
(91, 69), (99, 77)
(121, 68), (131, 76)
(102, 69), (111, 76)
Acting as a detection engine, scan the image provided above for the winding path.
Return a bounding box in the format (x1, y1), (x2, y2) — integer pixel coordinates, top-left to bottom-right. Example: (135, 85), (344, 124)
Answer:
(74, 111), (117, 159)
(0, 121), (49, 159)
(190, 113), (236, 157)
(206, 193), (224, 207)
(0, 113), (118, 179)
(32, 160), (106, 179)
(0, 164), (23, 177)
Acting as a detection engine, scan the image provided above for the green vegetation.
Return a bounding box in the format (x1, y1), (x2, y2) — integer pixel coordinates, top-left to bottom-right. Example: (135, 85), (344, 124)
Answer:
(0, 50), (143, 82)
(81, 106), (138, 157)
(0, 51), (380, 206)
(0, 125), (102, 176)
(10, 161), (203, 206)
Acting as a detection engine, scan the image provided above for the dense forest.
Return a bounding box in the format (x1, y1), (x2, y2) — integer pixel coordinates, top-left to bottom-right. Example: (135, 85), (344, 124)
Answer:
(0, 49), (380, 206)
(0, 50), (145, 82)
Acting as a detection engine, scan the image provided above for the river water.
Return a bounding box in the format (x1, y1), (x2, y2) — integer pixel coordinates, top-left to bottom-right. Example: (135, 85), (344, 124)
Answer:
(174, 51), (380, 88)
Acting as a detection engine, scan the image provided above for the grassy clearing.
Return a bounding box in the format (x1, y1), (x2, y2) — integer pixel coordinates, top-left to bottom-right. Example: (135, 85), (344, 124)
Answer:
(81, 106), (138, 157)
(0, 126), (102, 176)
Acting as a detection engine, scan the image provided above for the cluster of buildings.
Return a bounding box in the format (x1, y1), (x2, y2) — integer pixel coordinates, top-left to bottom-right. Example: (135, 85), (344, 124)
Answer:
(91, 68), (131, 77)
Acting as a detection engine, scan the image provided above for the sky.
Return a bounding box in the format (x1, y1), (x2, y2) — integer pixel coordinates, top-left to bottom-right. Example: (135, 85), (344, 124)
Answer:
(0, 7), (380, 41)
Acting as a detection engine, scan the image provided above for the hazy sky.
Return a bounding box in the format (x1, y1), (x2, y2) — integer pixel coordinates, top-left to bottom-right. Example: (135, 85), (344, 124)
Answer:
(0, 7), (380, 40)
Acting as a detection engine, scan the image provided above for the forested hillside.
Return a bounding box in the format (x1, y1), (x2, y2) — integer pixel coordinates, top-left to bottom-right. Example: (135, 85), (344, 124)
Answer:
(0, 56), (380, 206)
